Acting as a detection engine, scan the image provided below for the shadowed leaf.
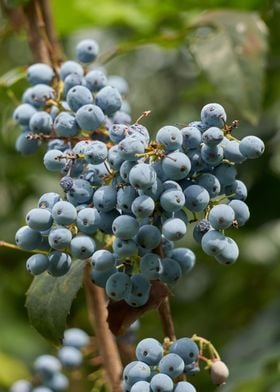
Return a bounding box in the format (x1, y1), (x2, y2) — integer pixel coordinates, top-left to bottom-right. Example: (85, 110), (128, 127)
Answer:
(25, 260), (85, 344)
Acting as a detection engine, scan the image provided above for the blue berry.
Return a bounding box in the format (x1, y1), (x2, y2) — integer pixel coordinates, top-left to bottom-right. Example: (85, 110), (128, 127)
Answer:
(135, 338), (163, 366)
(60, 176), (74, 192)
(66, 85), (93, 112)
(85, 69), (107, 91)
(105, 272), (132, 301)
(150, 373), (173, 392)
(113, 238), (137, 257)
(52, 201), (77, 225)
(26, 254), (49, 275)
(91, 249), (116, 271)
(201, 103), (227, 128)
(60, 61), (84, 81)
(27, 63), (54, 85)
(112, 215), (139, 240)
(162, 151), (191, 180)
(125, 361), (151, 386)
(201, 230), (227, 256)
(76, 104), (105, 131)
(33, 354), (61, 378)
(184, 185), (210, 212)
(48, 226), (72, 250)
(47, 251), (72, 277)
(43, 149), (67, 172)
(13, 103), (37, 126)
(181, 126), (202, 150)
(202, 127), (224, 146)
(215, 237), (239, 265)
(156, 125), (183, 152)
(140, 253), (161, 280)
(93, 185), (117, 212)
(63, 328), (89, 349)
(174, 381), (197, 392)
(170, 248), (196, 274)
(136, 224), (161, 250)
(129, 163), (157, 191)
(15, 226), (42, 250)
(76, 39), (99, 63)
(38, 192), (61, 210)
(228, 199), (250, 227)
(54, 112), (80, 137)
(130, 381), (150, 392)
(77, 207), (100, 234)
(169, 338), (199, 365)
(95, 86), (122, 116)
(239, 135), (265, 159)
(26, 208), (53, 231)
(58, 346), (82, 368)
(208, 204), (235, 230)
(162, 218), (187, 241)
(159, 258), (182, 283)
(159, 353), (185, 378)
(29, 111), (53, 134)
(84, 141), (107, 164)
(70, 235), (96, 259)
(15, 132), (39, 155)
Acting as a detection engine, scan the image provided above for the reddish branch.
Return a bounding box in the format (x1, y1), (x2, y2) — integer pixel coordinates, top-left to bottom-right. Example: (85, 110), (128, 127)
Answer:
(154, 244), (177, 341)
(84, 263), (123, 392)
(23, 0), (51, 64)
(39, 0), (62, 65)
(158, 297), (176, 342)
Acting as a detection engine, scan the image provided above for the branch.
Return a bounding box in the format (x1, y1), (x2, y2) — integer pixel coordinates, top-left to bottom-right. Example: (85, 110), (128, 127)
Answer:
(154, 244), (177, 341)
(39, 0), (63, 65)
(158, 297), (176, 342)
(0, 1), (25, 32)
(84, 263), (123, 392)
(23, 0), (51, 64)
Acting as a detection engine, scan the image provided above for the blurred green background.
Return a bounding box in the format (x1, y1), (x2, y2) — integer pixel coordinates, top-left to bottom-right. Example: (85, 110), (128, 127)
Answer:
(0, 0), (280, 391)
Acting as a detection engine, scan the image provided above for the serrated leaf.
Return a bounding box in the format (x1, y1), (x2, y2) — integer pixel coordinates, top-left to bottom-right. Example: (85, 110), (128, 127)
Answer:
(0, 352), (30, 388)
(25, 260), (85, 345)
(189, 11), (268, 124)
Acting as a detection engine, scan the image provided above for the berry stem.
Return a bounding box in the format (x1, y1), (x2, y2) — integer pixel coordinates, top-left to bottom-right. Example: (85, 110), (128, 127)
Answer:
(158, 297), (177, 342)
(192, 334), (221, 361)
(0, 241), (48, 255)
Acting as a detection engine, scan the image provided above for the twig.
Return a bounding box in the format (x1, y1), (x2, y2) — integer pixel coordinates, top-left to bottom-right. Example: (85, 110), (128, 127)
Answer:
(0, 241), (48, 255)
(158, 297), (176, 342)
(39, 0), (63, 65)
(84, 262), (123, 392)
(23, 0), (51, 64)
(154, 244), (177, 341)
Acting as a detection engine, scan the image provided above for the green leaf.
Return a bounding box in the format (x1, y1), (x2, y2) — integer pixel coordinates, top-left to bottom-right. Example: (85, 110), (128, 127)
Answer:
(0, 67), (26, 88)
(25, 260), (85, 345)
(0, 352), (30, 388)
(189, 11), (268, 124)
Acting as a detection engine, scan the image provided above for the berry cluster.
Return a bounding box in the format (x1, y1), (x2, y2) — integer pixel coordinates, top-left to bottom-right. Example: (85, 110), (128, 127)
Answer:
(13, 38), (265, 308)
(10, 328), (89, 392)
(122, 336), (229, 391)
